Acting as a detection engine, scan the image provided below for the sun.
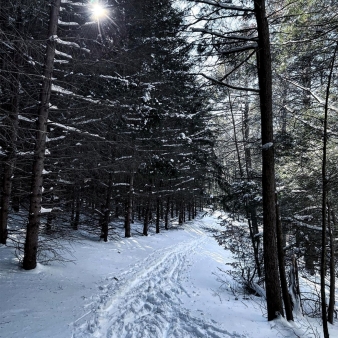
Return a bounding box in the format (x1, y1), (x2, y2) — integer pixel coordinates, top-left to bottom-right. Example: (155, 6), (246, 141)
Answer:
(90, 2), (107, 21)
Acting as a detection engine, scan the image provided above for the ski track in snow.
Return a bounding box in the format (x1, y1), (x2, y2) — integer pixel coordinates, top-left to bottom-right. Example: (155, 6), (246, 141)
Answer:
(72, 218), (246, 338)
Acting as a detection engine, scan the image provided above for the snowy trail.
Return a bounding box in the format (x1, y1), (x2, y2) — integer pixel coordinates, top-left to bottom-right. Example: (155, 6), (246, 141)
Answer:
(72, 217), (246, 338)
(4, 212), (335, 338)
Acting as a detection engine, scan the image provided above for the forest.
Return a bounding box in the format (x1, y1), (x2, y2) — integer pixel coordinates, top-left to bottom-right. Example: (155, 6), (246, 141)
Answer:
(1, 0), (338, 337)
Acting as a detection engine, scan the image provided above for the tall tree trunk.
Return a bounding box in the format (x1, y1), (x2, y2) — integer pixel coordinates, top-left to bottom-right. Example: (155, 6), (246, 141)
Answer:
(101, 173), (113, 242)
(165, 197), (170, 230)
(23, 0), (61, 270)
(179, 201), (183, 224)
(328, 204), (336, 324)
(243, 95), (252, 178)
(191, 198), (195, 219)
(247, 205), (261, 278)
(0, 7), (22, 244)
(320, 43), (337, 338)
(156, 196), (160, 233)
(188, 202), (191, 221)
(143, 205), (149, 236)
(125, 174), (134, 238)
(254, 0), (284, 320)
(243, 100), (261, 277)
(73, 193), (81, 230)
(276, 193), (293, 321)
(229, 91), (243, 178)
(289, 255), (302, 314)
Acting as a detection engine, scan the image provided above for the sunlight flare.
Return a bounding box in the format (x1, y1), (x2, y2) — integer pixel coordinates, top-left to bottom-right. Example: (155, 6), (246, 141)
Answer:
(90, 1), (107, 21)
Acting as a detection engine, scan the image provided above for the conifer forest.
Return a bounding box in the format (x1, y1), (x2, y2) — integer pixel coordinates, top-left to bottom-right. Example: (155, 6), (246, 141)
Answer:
(1, 1), (338, 337)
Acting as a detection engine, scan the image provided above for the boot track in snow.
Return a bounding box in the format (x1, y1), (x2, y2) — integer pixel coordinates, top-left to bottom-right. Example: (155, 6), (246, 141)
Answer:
(72, 219), (247, 338)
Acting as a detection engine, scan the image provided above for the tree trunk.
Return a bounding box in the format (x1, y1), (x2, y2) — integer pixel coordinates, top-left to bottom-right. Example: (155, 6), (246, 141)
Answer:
(321, 168), (329, 337)
(143, 205), (149, 236)
(179, 202), (183, 224)
(320, 42), (337, 338)
(328, 204), (336, 324)
(289, 255), (302, 314)
(243, 87), (252, 178)
(23, 0), (61, 270)
(192, 199), (195, 219)
(0, 7), (22, 244)
(247, 205), (261, 278)
(156, 196), (160, 233)
(276, 193), (293, 321)
(188, 202), (191, 221)
(165, 197), (170, 230)
(73, 194), (81, 230)
(101, 173), (113, 242)
(229, 91), (243, 178)
(125, 174), (133, 238)
(254, 0), (284, 320)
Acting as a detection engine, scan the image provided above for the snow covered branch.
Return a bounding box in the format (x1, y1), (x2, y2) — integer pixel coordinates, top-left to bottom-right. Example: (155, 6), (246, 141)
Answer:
(285, 78), (338, 113)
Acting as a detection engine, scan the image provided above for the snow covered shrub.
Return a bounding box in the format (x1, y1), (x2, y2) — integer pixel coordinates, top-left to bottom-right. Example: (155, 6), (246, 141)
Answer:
(216, 216), (264, 297)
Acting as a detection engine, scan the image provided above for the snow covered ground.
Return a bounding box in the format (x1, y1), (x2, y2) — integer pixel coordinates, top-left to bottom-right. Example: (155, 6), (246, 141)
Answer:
(0, 211), (337, 338)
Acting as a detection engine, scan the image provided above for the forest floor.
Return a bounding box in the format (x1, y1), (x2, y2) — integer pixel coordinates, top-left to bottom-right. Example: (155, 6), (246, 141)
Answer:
(0, 211), (337, 338)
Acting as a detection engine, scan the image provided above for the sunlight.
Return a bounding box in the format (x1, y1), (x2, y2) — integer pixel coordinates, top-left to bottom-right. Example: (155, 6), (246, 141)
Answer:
(90, 1), (107, 21)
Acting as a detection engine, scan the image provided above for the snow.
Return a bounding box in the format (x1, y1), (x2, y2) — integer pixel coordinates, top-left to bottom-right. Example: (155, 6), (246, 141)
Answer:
(18, 114), (35, 123)
(40, 207), (53, 213)
(55, 50), (73, 59)
(48, 120), (106, 141)
(0, 212), (337, 338)
(61, 0), (86, 5)
(55, 37), (80, 49)
(58, 19), (79, 26)
(262, 142), (273, 149)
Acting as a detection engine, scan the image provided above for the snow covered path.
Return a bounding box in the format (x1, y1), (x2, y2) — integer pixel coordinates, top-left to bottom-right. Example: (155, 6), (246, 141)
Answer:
(4, 211), (332, 338)
(72, 228), (243, 338)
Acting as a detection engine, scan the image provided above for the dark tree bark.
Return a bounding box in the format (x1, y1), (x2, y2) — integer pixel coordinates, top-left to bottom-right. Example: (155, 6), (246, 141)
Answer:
(243, 94), (252, 178)
(143, 206), (149, 236)
(156, 196), (160, 233)
(125, 174), (134, 238)
(23, 0), (61, 270)
(276, 193), (293, 321)
(179, 201), (183, 224)
(289, 255), (302, 314)
(0, 6), (22, 244)
(165, 197), (170, 230)
(101, 173), (113, 242)
(188, 202), (191, 221)
(328, 204), (336, 324)
(320, 42), (337, 338)
(0, 85), (19, 244)
(247, 206), (261, 278)
(73, 193), (81, 231)
(71, 186), (81, 230)
(254, 0), (284, 320)
(229, 91), (243, 178)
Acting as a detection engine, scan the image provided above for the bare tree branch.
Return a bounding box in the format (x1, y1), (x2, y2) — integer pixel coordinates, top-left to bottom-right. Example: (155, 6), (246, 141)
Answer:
(192, 72), (259, 92)
(221, 44), (258, 55)
(192, 28), (258, 42)
(186, 0), (254, 12)
(285, 78), (338, 112)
